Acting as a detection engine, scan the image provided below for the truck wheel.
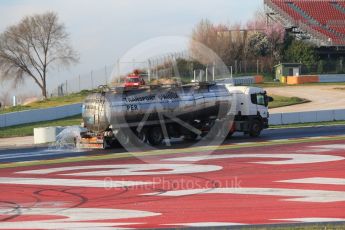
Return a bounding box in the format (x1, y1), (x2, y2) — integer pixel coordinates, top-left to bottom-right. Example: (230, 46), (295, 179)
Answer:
(183, 132), (198, 141)
(148, 127), (163, 146)
(137, 131), (147, 143)
(116, 129), (130, 146)
(249, 120), (262, 137)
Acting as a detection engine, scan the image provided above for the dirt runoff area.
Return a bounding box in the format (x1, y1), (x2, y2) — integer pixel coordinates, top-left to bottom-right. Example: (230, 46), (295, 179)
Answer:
(266, 85), (345, 113)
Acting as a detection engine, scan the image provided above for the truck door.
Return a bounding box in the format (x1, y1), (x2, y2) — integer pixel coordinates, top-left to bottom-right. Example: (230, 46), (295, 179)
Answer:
(250, 93), (268, 118)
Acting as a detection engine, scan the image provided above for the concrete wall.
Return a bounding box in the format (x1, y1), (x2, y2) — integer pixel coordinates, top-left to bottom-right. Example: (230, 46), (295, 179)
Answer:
(233, 77), (254, 85)
(0, 103), (82, 128)
(319, 74), (345, 83)
(220, 75), (264, 85)
(269, 109), (345, 125)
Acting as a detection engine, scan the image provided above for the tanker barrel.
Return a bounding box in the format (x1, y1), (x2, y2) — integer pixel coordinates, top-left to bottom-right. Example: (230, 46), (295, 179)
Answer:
(82, 83), (233, 133)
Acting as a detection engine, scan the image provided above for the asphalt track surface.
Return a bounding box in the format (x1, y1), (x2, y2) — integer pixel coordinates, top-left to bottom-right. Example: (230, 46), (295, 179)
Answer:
(0, 125), (344, 229)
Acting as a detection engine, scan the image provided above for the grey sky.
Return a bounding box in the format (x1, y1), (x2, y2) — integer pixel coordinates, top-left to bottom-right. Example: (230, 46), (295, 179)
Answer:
(0, 0), (262, 97)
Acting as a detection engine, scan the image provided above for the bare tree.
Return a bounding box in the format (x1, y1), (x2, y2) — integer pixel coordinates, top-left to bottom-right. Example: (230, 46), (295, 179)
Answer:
(190, 20), (249, 67)
(0, 90), (11, 108)
(190, 9), (286, 74)
(190, 19), (219, 65)
(0, 12), (78, 99)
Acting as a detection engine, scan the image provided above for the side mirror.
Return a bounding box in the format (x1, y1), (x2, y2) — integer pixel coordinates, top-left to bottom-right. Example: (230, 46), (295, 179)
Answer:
(268, 96), (274, 102)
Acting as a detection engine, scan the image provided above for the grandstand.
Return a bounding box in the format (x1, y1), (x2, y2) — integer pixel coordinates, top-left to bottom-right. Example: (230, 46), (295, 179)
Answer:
(264, 0), (345, 47)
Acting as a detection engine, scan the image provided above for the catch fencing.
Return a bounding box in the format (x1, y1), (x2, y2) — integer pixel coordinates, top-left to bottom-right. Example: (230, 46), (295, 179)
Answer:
(50, 66), (113, 97)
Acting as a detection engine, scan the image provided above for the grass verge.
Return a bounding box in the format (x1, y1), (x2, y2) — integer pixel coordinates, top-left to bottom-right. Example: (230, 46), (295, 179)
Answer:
(270, 95), (310, 109)
(0, 115), (82, 138)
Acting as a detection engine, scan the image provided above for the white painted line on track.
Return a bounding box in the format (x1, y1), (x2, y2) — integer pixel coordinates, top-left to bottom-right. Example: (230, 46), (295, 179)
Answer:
(164, 153), (344, 165)
(278, 177), (345, 185)
(270, 139), (291, 142)
(144, 187), (345, 202)
(16, 164), (221, 176)
(164, 222), (245, 227)
(0, 207), (158, 229)
(234, 142), (256, 145)
(0, 177), (154, 188)
(273, 218), (345, 223)
(311, 144), (345, 149)
(307, 136), (327, 139)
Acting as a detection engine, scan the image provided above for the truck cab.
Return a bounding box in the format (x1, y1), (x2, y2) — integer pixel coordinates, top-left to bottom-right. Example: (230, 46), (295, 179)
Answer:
(225, 86), (272, 137)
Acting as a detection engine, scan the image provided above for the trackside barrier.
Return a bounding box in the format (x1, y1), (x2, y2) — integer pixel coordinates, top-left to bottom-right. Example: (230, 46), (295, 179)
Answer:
(283, 74), (345, 84)
(286, 75), (319, 85)
(319, 74), (345, 83)
(233, 75), (264, 85)
(0, 103), (82, 128)
(233, 77), (254, 85)
(269, 109), (345, 125)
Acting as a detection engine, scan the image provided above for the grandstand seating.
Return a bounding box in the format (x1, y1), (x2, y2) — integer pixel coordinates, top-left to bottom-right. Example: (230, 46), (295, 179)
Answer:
(273, 0), (307, 22)
(265, 0), (345, 46)
(331, 26), (345, 35)
(295, 1), (344, 25)
(338, 1), (345, 10)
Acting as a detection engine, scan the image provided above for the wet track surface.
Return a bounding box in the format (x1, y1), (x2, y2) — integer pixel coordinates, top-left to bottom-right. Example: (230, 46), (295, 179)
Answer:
(0, 125), (344, 229)
(0, 125), (344, 163)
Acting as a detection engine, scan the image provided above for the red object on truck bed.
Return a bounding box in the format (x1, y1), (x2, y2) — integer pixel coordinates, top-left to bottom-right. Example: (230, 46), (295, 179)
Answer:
(124, 73), (145, 88)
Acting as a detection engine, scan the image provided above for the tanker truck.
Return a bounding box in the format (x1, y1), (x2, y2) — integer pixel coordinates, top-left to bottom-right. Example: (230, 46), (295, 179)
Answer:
(79, 82), (273, 148)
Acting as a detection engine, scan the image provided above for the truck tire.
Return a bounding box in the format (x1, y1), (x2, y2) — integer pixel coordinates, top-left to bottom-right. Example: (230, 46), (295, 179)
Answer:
(183, 132), (198, 141)
(147, 127), (163, 146)
(116, 129), (130, 146)
(137, 131), (147, 143)
(249, 120), (262, 137)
